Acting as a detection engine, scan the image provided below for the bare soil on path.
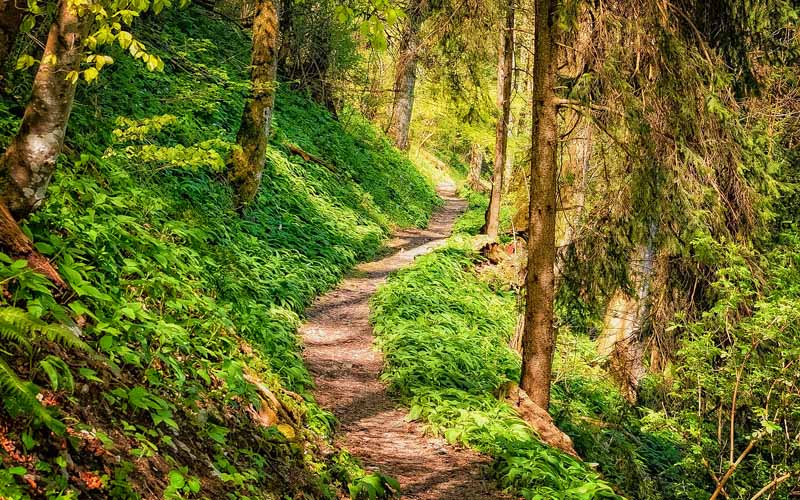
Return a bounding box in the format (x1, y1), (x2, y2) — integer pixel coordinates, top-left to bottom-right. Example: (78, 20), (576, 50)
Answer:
(300, 183), (514, 500)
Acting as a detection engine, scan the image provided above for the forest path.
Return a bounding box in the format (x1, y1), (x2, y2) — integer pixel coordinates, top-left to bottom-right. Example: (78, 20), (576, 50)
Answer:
(300, 183), (512, 499)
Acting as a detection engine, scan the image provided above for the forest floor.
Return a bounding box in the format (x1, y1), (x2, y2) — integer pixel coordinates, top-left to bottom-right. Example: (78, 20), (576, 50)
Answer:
(301, 183), (513, 499)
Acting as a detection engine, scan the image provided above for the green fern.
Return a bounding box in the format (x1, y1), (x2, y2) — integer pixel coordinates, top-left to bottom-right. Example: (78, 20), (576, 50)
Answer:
(0, 306), (89, 434)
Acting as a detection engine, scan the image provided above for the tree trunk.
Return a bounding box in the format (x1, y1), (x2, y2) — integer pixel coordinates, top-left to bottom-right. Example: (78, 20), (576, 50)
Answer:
(0, 0), (88, 219)
(483, 0), (514, 238)
(598, 231), (656, 403)
(228, 0), (279, 207)
(555, 8), (592, 262)
(387, 6), (422, 151)
(466, 144), (485, 192)
(0, 0), (24, 71)
(520, 0), (558, 410)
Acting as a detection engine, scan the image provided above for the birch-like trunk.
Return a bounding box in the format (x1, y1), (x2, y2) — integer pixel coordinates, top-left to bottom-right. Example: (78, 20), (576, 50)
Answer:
(467, 144), (485, 192)
(228, 0), (279, 207)
(598, 235), (656, 403)
(0, 0), (87, 218)
(0, 0), (87, 287)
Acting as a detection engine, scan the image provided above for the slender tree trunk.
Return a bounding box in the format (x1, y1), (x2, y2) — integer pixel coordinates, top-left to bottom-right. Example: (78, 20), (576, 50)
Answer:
(228, 0), (279, 207)
(0, 0), (24, 71)
(467, 144), (485, 192)
(484, 0), (515, 238)
(520, 0), (559, 410)
(0, 0), (87, 219)
(387, 6), (422, 151)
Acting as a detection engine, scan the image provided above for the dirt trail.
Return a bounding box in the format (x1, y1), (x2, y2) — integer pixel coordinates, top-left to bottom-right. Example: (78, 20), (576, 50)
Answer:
(301, 183), (513, 499)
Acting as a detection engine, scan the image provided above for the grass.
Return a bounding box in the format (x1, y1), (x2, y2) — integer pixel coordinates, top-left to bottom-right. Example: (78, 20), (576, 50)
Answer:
(0, 6), (438, 499)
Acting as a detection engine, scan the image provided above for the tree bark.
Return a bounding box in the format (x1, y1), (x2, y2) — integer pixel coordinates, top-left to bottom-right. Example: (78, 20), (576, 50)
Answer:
(599, 231), (656, 403)
(387, 5), (422, 151)
(555, 8), (592, 259)
(228, 0), (279, 207)
(466, 143), (485, 192)
(0, 0), (87, 219)
(0, 0), (24, 71)
(483, 0), (515, 238)
(520, 0), (559, 410)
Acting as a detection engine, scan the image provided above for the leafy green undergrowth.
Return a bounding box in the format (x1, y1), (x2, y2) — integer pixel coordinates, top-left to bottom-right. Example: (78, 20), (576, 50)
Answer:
(0, 6), (437, 499)
(452, 188), (513, 236)
(370, 234), (621, 498)
(549, 337), (703, 499)
(371, 195), (708, 499)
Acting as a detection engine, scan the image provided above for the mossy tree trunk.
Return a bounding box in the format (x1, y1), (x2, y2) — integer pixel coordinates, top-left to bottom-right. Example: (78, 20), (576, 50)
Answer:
(387, 4), (422, 151)
(0, 0), (24, 71)
(484, 0), (515, 238)
(228, 0), (279, 207)
(520, 0), (558, 410)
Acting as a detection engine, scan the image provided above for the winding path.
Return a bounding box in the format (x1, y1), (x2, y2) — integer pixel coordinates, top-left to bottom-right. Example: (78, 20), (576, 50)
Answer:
(300, 183), (512, 499)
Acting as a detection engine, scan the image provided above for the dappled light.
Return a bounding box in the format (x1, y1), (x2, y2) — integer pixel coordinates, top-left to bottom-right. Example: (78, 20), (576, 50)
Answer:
(0, 0), (798, 498)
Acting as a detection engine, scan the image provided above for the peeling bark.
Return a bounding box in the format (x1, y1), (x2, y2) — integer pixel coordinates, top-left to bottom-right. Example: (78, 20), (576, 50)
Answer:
(228, 0), (279, 207)
(0, 0), (88, 219)
(387, 5), (422, 151)
(520, 0), (559, 410)
(0, 0), (24, 71)
(484, 0), (514, 238)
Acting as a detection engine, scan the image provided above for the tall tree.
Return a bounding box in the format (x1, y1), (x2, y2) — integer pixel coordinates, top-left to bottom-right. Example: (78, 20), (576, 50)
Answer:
(227, 0), (280, 206)
(387, 0), (424, 150)
(520, 0), (558, 410)
(0, 0), (24, 71)
(483, 0), (514, 238)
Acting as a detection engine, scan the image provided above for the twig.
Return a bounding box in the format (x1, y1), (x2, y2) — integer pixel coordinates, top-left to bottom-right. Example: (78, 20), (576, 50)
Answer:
(709, 438), (759, 500)
(749, 472), (793, 500)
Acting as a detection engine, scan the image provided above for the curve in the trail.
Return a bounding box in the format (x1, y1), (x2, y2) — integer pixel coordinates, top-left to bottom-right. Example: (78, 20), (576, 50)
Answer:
(300, 183), (513, 500)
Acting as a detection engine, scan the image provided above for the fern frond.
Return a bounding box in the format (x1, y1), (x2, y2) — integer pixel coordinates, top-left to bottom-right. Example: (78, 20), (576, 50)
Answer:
(0, 319), (31, 350)
(0, 306), (90, 352)
(37, 322), (90, 352)
(0, 358), (65, 434)
(0, 307), (37, 351)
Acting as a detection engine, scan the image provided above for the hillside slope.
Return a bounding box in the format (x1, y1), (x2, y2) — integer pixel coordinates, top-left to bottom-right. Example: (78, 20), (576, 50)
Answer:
(0, 7), (439, 499)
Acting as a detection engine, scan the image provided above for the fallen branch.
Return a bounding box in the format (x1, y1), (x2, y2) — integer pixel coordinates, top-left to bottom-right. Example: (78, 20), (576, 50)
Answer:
(282, 142), (337, 173)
